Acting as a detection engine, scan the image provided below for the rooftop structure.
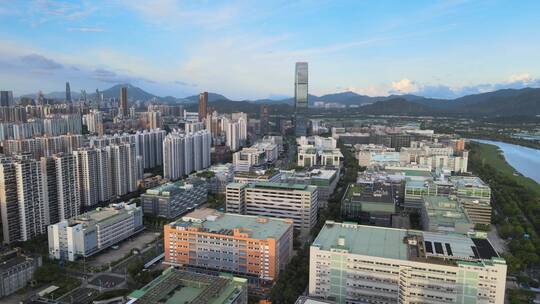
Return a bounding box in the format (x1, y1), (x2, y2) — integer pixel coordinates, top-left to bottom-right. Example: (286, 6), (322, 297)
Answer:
(341, 183), (397, 226)
(421, 196), (474, 234)
(309, 221), (507, 304)
(129, 268), (247, 304)
(141, 178), (207, 219)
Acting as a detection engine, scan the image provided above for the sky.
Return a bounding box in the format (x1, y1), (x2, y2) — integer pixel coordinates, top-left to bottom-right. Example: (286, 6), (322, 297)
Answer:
(1, 0), (540, 100)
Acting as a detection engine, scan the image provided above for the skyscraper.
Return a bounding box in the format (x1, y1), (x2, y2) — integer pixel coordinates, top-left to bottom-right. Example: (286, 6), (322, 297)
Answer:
(119, 86), (128, 116)
(260, 105), (269, 135)
(0, 91), (14, 107)
(65, 82), (71, 103)
(294, 62), (308, 136)
(198, 92), (208, 122)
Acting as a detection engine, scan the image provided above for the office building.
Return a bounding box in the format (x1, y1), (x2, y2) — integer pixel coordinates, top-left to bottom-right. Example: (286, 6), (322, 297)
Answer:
(48, 203), (143, 261)
(232, 142), (278, 172)
(294, 62), (308, 136)
(341, 183), (397, 226)
(0, 91), (14, 107)
(280, 168), (339, 208)
(260, 105), (269, 135)
(233, 170), (281, 184)
(198, 91), (208, 122)
(141, 178), (208, 219)
(65, 82), (71, 103)
(226, 182), (318, 237)
(128, 268), (248, 304)
(297, 136), (343, 168)
(164, 208), (294, 282)
(119, 86), (128, 116)
(0, 249), (42, 297)
(309, 221), (507, 304)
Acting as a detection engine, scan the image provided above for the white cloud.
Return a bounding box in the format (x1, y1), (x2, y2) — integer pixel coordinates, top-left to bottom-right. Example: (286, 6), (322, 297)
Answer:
(391, 78), (419, 94)
(508, 73), (532, 83)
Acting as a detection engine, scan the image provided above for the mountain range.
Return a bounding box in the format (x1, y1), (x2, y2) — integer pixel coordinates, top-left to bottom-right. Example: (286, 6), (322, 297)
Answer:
(23, 84), (540, 117)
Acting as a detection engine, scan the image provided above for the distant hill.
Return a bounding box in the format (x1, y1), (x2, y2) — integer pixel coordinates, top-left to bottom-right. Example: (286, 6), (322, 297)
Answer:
(185, 93), (229, 103)
(28, 83), (540, 117)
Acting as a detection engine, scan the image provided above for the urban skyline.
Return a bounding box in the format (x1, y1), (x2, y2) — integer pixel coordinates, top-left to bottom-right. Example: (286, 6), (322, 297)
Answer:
(1, 1), (540, 99)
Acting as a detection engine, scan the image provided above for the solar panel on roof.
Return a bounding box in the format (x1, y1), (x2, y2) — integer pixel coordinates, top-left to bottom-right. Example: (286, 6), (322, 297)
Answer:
(471, 246), (480, 258)
(445, 243), (453, 256)
(434, 242), (444, 254)
(424, 241), (433, 253)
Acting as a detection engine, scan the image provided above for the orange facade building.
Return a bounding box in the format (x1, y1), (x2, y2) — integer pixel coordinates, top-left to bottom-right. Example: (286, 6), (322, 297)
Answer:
(164, 208), (293, 282)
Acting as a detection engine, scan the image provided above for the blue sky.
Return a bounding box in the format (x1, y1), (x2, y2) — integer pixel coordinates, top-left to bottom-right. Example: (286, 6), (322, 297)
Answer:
(1, 0), (540, 99)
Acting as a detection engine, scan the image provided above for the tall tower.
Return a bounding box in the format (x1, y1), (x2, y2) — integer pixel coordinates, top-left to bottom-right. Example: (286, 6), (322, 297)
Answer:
(0, 91), (14, 106)
(198, 92), (208, 122)
(65, 82), (72, 103)
(260, 105), (269, 135)
(119, 86), (128, 116)
(294, 62), (308, 136)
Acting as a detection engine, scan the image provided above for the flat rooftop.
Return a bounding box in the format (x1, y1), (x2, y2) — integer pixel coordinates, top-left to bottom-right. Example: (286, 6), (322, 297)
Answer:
(313, 221), (501, 264)
(129, 268), (246, 304)
(75, 203), (137, 224)
(449, 176), (489, 188)
(171, 209), (292, 240)
(423, 196), (472, 226)
(250, 182), (316, 192)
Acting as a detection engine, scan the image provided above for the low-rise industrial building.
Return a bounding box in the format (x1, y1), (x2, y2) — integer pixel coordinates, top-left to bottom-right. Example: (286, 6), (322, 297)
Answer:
(341, 183), (397, 226)
(280, 168), (339, 208)
(421, 196), (474, 234)
(48, 203), (143, 261)
(164, 208), (293, 282)
(0, 249), (42, 298)
(309, 221), (507, 304)
(128, 268), (248, 304)
(226, 182), (318, 237)
(141, 178), (208, 219)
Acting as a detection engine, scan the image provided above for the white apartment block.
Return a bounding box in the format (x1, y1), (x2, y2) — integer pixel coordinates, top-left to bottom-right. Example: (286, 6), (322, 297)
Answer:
(226, 182), (318, 237)
(309, 221), (507, 304)
(232, 142), (278, 172)
(163, 130), (211, 181)
(0, 156), (48, 244)
(48, 203), (143, 261)
(110, 143), (139, 197)
(73, 147), (112, 206)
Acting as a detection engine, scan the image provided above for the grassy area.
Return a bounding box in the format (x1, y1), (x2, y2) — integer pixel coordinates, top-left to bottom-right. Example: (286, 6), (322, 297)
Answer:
(470, 142), (540, 196)
(468, 142), (540, 274)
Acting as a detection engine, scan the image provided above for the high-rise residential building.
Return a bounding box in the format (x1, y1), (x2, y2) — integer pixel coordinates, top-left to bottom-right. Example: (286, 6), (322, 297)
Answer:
(0, 156), (48, 244)
(198, 91), (208, 122)
(146, 111), (161, 129)
(110, 143), (138, 197)
(73, 147), (112, 206)
(48, 203), (143, 261)
(83, 110), (104, 135)
(226, 120), (240, 151)
(119, 86), (128, 116)
(226, 182), (318, 237)
(128, 268), (248, 304)
(65, 82), (71, 103)
(163, 130), (211, 180)
(164, 208), (294, 282)
(260, 105), (269, 135)
(0, 91), (14, 107)
(41, 153), (80, 225)
(309, 221), (507, 304)
(294, 62), (308, 136)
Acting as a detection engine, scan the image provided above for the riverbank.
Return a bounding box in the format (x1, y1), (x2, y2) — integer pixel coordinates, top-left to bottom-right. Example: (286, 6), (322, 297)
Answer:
(461, 131), (540, 150)
(468, 142), (540, 274)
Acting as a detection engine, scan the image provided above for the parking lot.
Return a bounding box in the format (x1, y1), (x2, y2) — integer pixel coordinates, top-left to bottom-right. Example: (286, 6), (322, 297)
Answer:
(89, 274), (125, 289)
(87, 231), (160, 268)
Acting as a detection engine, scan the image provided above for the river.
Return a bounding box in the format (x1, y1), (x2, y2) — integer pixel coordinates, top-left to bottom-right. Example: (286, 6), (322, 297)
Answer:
(472, 139), (540, 184)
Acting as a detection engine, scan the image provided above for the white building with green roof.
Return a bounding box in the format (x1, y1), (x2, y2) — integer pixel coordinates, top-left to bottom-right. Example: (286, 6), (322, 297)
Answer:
(48, 202), (143, 261)
(309, 221), (507, 304)
(226, 182), (318, 237)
